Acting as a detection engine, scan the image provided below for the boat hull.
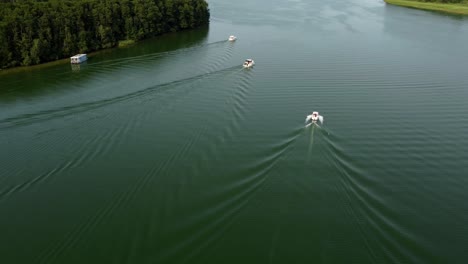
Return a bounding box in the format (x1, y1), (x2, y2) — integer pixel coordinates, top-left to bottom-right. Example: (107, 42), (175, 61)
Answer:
(243, 61), (255, 68)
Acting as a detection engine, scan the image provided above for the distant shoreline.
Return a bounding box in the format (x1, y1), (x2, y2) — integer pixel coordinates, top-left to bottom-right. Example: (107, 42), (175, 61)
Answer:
(0, 26), (207, 76)
(385, 0), (468, 15)
(0, 0), (210, 70)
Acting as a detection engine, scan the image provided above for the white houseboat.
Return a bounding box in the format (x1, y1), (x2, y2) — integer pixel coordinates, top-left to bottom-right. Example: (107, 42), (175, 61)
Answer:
(70, 54), (88, 64)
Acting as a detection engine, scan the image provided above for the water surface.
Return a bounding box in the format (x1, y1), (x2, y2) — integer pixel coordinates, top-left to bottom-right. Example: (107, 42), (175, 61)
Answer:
(1, 0), (468, 263)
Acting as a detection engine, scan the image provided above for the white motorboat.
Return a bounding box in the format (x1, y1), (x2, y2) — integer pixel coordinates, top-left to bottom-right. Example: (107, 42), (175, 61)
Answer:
(306, 111), (323, 124)
(243, 59), (255, 68)
(228, 35), (237, 41)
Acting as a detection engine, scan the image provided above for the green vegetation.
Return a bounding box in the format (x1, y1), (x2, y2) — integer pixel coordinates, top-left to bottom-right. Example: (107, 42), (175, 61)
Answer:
(0, 0), (210, 69)
(118, 39), (136, 47)
(385, 0), (468, 15)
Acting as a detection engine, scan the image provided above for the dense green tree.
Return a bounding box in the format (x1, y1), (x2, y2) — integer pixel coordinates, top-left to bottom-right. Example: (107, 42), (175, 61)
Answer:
(0, 0), (210, 69)
(0, 21), (13, 68)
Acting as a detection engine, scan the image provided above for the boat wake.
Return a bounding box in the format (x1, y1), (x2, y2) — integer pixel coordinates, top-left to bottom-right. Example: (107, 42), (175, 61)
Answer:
(0, 65), (241, 130)
(86, 40), (228, 68)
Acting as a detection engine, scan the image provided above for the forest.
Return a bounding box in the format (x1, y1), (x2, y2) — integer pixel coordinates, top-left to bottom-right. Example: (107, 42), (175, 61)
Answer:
(0, 0), (210, 69)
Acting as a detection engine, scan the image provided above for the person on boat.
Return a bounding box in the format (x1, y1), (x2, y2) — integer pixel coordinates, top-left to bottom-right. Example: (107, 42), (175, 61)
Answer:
(306, 112), (323, 125)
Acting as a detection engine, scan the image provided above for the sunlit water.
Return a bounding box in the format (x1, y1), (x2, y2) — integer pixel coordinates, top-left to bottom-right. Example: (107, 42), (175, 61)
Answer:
(1, 0), (468, 263)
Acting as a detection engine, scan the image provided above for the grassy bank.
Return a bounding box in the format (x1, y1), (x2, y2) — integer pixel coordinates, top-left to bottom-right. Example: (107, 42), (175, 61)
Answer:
(118, 39), (136, 48)
(385, 0), (468, 15)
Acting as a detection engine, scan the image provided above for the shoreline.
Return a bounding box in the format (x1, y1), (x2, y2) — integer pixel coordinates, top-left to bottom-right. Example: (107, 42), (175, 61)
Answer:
(0, 48), (105, 76)
(0, 26), (208, 76)
(385, 0), (468, 15)
(0, 0), (210, 71)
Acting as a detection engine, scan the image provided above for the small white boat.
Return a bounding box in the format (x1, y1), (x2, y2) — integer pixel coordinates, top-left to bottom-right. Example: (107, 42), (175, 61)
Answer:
(306, 111), (323, 124)
(228, 35), (237, 41)
(243, 59), (255, 68)
(70, 54), (87, 64)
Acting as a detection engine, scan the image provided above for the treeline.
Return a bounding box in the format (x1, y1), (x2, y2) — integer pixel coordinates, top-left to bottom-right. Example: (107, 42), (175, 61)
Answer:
(0, 0), (210, 69)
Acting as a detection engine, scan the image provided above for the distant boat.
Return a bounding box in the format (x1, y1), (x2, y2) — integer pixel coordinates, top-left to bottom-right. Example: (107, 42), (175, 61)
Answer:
(305, 111), (323, 125)
(243, 59), (255, 68)
(228, 35), (237, 42)
(70, 54), (87, 64)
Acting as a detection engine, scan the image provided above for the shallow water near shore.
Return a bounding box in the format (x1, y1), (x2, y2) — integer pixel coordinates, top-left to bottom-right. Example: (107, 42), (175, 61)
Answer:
(1, 0), (468, 263)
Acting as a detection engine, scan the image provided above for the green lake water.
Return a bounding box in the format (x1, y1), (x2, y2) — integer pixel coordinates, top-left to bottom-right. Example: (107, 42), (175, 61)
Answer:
(1, 0), (468, 263)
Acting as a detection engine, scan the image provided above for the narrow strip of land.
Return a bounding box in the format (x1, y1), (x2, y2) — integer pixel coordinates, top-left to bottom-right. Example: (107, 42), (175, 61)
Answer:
(385, 0), (468, 15)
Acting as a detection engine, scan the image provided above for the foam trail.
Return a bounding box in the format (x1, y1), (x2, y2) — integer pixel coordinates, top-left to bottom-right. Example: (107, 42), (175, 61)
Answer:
(307, 124), (316, 161)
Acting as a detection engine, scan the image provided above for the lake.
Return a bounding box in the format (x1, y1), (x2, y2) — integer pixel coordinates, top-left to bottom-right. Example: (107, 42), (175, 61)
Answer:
(1, 0), (468, 263)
